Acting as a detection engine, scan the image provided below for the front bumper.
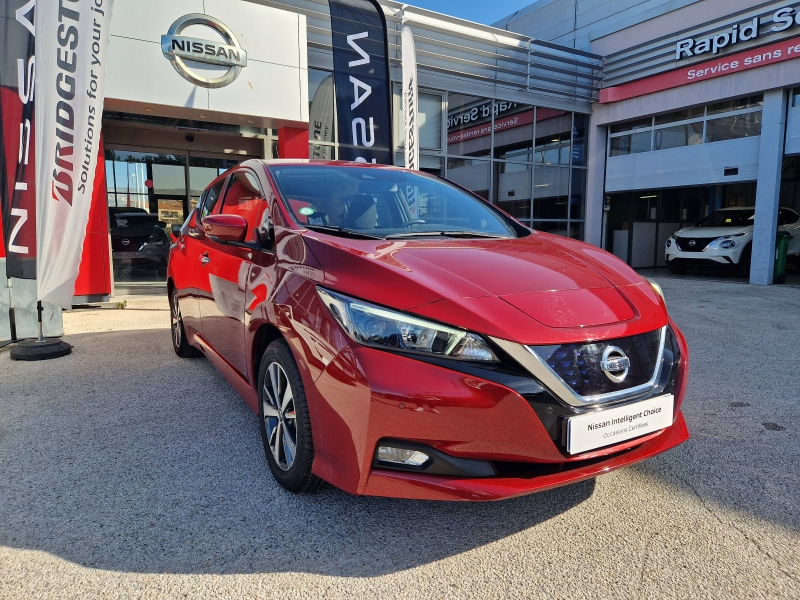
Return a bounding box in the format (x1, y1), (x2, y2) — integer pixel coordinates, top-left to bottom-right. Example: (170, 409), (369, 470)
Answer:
(665, 247), (739, 266)
(304, 321), (690, 501)
(363, 413), (688, 501)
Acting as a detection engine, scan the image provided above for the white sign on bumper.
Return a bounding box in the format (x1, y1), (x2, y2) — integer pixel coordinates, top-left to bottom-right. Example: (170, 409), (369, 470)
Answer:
(566, 395), (674, 455)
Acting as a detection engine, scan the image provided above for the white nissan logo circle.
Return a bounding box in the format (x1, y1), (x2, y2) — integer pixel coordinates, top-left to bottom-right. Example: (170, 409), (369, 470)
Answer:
(161, 14), (248, 88)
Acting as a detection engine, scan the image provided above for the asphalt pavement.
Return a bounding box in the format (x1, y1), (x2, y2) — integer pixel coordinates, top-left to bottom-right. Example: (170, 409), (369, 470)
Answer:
(0, 279), (798, 599)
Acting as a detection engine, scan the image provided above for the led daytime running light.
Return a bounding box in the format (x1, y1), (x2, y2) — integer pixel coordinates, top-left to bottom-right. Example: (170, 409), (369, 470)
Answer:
(317, 287), (497, 361)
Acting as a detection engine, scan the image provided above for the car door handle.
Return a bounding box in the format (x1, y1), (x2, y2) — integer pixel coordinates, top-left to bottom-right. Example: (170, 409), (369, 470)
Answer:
(200, 253), (210, 265)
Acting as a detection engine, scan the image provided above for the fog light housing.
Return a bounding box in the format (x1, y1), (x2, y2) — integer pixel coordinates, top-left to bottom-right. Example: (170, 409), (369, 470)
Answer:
(377, 446), (430, 466)
(665, 238), (672, 248)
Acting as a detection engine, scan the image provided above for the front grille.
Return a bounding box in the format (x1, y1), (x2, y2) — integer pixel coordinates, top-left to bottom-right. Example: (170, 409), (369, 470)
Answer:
(674, 236), (717, 252)
(529, 329), (662, 398)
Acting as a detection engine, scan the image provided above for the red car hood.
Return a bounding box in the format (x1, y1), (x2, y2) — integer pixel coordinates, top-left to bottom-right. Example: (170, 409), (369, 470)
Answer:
(302, 231), (667, 344)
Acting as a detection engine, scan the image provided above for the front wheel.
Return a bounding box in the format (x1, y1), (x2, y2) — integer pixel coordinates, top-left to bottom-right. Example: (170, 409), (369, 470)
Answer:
(257, 340), (325, 493)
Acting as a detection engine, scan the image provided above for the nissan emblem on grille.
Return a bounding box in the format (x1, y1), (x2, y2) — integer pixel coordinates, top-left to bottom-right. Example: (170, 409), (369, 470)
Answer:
(688, 239), (696, 246)
(600, 346), (630, 383)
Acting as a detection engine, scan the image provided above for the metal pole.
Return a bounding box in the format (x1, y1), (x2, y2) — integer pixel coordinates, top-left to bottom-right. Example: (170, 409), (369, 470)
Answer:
(37, 300), (44, 342)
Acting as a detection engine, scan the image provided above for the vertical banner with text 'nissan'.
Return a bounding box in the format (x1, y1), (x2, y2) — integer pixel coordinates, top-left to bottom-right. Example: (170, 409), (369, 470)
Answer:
(328, 0), (392, 164)
(1, 0), (38, 280)
(36, 0), (113, 308)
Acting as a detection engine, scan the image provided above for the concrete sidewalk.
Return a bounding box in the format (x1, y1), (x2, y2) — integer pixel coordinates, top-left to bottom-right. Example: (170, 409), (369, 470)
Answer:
(0, 279), (798, 599)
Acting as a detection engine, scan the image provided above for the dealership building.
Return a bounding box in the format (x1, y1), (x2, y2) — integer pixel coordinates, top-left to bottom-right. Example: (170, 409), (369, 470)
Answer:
(2, 0), (797, 340)
(498, 0), (800, 285)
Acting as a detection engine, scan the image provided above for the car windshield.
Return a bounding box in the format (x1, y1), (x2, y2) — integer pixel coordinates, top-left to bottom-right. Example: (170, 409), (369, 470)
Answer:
(697, 209), (755, 227)
(268, 164), (519, 239)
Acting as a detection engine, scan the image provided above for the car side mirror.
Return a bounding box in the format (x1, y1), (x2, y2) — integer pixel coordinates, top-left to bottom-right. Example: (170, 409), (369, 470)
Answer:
(171, 224), (182, 237)
(202, 214), (248, 243)
(157, 220), (168, 228)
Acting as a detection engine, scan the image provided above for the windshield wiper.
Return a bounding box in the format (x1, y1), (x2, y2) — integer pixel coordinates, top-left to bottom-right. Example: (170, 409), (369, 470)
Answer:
(385, 230), (508, 239)
(304, 225), (383, 240)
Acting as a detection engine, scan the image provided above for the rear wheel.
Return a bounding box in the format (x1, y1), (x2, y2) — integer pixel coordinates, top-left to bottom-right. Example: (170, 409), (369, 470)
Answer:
(170, 289), (201, 358)
(257, 340), (325, 493)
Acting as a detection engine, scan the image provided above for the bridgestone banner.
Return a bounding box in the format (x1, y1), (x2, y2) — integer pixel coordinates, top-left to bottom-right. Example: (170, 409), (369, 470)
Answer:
(35, 0), (113, 308)
(1, 0), (38, 279)
(401, 25), (418, 173)
(328, 0), (392, 164)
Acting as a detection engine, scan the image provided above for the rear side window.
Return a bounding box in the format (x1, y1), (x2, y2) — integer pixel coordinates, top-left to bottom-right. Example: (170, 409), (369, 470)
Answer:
(200, 179), (226, 219)
(220, 171), (265, 240)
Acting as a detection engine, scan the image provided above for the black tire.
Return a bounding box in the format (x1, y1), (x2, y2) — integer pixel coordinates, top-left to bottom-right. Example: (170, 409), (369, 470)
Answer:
(667, 262), (687, 275)
(170, 289), (202, 358)
(257, 340), (325, 493)
(736, 244), (752, 278)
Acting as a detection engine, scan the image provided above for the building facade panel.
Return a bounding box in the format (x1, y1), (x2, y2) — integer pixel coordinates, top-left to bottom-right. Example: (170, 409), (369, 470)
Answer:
(605, 136), (761, 192)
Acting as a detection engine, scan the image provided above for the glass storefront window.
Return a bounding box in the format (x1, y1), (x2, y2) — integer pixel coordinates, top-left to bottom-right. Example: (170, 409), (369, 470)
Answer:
(707, 95), (763, 115)
(569, 168), (586, 221)
(535, 109), (572, 165)
(494, 162), (531, 220)
(705, 112), (762, 143)
(609, 132), (651, 156)
(609, 95), (764, 158)
(659, 188), (682, 222)
(104, 150), (187, 284)
(571, 114), (588, 167)
(653, 122), (704, 150)
(634, 192), (659, 221)
(446, 157), (490, 200)
(419, 93), (443, 150)
(533, 165), (569, 220)
(654, 107), (705, 125)
(494, 102), (533, 162)
(568, 221), (584, 240)
(609, 117), (652, 134)
(394, 153), (444, 176)
(533, 220), (569, 237)
(393, 89), (444, 152)
(447, 93), (492, 158)
(309, 68), (335, 148)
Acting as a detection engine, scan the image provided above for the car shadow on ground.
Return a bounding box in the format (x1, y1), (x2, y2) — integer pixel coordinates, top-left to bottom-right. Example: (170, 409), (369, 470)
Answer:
(0, 329), (595, 576)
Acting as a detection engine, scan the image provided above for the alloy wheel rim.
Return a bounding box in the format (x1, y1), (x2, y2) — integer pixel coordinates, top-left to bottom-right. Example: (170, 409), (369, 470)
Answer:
(262, 362), (297, 471)
(171, 295), (182, 348)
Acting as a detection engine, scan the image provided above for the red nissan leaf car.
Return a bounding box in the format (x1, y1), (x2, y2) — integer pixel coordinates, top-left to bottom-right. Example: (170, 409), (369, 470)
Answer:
(168, 160), (689, 501)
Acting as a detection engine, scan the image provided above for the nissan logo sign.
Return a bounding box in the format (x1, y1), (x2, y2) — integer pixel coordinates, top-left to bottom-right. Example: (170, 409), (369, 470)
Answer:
(600, 346), (630, 383)
(161, 14), (247, 88)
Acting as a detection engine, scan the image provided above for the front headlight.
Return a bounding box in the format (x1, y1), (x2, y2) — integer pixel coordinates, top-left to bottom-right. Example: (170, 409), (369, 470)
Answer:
(317, 287), (498, 361)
